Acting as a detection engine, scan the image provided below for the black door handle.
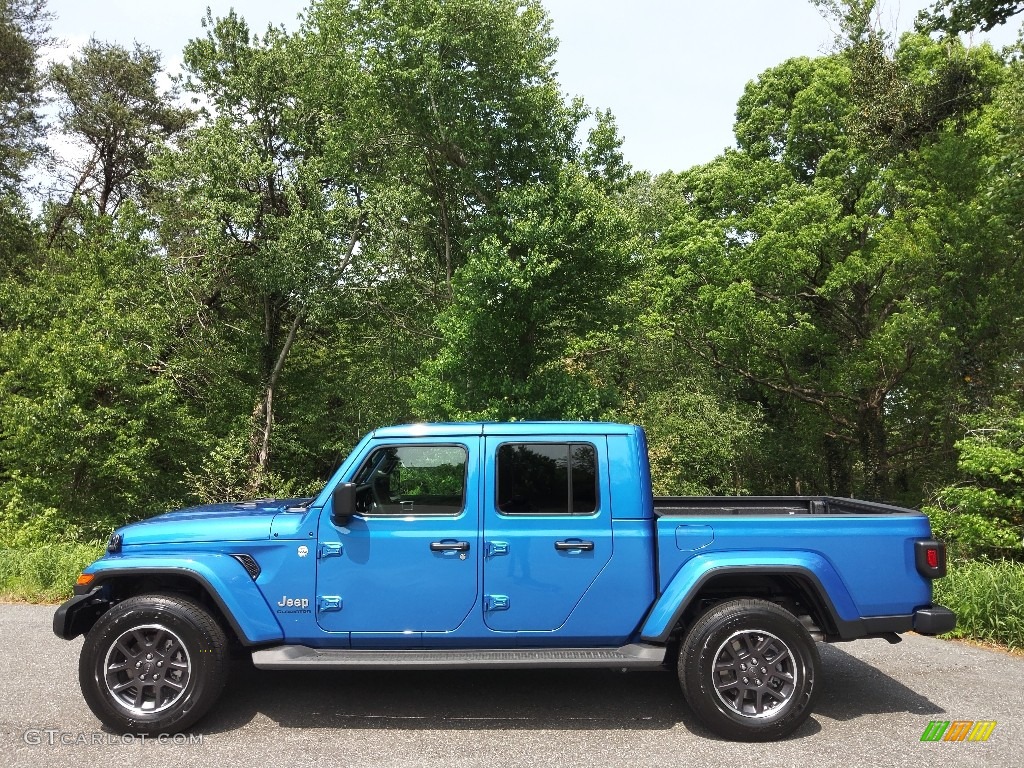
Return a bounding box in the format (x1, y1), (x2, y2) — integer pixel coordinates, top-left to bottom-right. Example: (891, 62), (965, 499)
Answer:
(430, 541), (470, 552)
(555, 540), (594, 551)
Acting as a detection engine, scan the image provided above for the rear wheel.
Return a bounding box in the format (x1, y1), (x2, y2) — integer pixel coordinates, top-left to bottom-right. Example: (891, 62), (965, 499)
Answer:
(79, 593), (229, 734)
(678, 598), (820, 741)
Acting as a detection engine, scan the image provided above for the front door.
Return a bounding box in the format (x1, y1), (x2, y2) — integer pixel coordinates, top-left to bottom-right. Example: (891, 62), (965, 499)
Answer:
(482, 436), (612, 632)
(316, 438), (479, 636)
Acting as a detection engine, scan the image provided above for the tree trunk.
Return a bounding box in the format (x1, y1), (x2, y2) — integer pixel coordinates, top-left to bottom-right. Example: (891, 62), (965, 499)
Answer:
(824, 435), (853, 497)
(249, 308), (303, 492)
(856, 392), (890, 500)
(245, 217), (362, 494)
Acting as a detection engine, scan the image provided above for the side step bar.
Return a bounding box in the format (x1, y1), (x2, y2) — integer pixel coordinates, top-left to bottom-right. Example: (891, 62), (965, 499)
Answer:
(252, 643), (667, 670)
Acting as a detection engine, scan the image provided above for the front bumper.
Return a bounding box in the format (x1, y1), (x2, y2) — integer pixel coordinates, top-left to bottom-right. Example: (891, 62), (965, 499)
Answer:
(913, 604), (957, 635)
(52, 587), (110, 640)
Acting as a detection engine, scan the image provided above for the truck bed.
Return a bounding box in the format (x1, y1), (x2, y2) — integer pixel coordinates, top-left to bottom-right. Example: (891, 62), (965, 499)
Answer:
(653, 495), (917, 516)
(651, 496), (934, 630)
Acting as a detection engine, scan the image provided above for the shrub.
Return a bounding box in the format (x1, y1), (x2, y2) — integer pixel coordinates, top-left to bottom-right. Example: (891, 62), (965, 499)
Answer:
(933, 558), (1024, 650)
(923, 409), (1024, 558)
(0, 542), (105, 602)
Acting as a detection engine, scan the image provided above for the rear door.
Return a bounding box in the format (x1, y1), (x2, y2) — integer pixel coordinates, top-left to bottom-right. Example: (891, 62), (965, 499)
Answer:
(482, 435), (612, 632)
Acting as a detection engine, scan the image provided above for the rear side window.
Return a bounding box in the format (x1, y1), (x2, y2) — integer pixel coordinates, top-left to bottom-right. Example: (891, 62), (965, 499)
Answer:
(496, 443), (598, 515)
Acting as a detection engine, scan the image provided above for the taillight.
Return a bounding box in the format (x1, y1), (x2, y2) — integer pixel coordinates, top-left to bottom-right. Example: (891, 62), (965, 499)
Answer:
(915, 540), (947, 579)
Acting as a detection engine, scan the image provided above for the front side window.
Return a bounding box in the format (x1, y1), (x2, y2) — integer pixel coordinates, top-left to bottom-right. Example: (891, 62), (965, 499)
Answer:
(496, 442), (598, 515)
(353, 444), (467, 516)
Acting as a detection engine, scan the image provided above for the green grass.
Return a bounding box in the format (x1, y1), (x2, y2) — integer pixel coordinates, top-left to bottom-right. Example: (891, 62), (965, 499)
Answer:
(0, 542), (105, 602)
(933, 558), (1024, 651)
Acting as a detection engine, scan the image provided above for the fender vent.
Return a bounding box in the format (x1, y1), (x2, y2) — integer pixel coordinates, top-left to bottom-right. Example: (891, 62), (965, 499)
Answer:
(231, 554), (261, 580)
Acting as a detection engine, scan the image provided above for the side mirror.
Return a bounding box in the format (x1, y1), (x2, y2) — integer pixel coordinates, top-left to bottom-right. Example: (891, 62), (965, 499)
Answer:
(331, 482), (357, 527)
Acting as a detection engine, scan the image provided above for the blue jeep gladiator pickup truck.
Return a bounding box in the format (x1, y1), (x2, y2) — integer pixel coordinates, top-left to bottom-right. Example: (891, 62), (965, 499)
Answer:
(54, 421), (955, 741)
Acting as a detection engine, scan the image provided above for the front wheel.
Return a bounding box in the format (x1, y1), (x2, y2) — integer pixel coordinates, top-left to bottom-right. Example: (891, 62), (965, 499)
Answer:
(79, 593), (229, 734)
(678, 598), (821, 741)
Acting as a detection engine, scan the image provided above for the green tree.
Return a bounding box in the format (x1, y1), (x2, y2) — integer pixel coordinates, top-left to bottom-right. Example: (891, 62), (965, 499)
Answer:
(46, 39), (191, 244)
(924, 405), (1024, 554)
(0, 197), (37, 290)
(983, 37), (1024, 306)
(309, 0), (580, 289)
(149, 0), (611, 495)
(0, 208), (204, 543)
(0, 0), (47, 195)
(0, 0), (47, 291)
(917, 0), (1024, 32)
(150, 11), (359, 494)
(652, 34), (1014, 501)
(413, 164), (635, 420)
(581, 109), (632, 195)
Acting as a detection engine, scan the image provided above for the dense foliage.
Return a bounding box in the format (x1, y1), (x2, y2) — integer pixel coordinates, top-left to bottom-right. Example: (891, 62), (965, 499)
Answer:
(932, 558), (1024, 648)
(918, 0), (1024, 32)
(1, 0), (1022, 562)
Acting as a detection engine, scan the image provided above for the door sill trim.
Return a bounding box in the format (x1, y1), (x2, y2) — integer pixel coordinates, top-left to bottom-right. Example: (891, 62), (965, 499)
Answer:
(252, 643), (666, 670)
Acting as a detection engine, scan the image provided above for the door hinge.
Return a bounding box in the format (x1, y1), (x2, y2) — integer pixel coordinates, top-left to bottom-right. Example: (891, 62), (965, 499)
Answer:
(485, 541), (509, 558)
(318, 541), (344, 559)
(317, 595), (343, 612)
(484, 594), (510, 611)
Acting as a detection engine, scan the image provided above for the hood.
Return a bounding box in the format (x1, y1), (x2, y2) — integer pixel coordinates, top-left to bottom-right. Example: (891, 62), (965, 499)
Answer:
(118, 498), (311, 546)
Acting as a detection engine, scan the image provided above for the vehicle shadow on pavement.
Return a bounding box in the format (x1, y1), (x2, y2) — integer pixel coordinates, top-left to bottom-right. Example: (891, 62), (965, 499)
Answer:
(195, 642), (944, 737)
(814, 643), (946, 721)
(202, 665), (688, 733)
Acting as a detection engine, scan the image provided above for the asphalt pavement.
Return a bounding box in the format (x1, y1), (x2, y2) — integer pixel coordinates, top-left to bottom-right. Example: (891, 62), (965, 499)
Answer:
(1, 603), (1021, 768)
